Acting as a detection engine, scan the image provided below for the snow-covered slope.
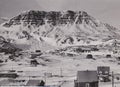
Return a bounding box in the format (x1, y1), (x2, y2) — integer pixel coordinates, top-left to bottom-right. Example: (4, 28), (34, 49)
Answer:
(0, 10), (120, 50)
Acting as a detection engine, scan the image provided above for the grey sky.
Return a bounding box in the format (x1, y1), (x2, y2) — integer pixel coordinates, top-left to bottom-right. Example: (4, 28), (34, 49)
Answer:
(0, 0), (120, 28)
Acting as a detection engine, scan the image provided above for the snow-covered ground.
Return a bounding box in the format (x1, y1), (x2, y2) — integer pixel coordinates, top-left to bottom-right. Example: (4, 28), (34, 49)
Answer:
(0, 52), (120, 87)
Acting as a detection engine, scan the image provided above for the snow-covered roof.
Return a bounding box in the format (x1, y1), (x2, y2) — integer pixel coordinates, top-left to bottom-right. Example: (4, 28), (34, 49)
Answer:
(76, 70), (98, 82)
(26, 80), (40, 86)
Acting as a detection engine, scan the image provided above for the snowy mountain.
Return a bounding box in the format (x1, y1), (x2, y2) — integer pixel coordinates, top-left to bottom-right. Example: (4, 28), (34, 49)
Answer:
(0, 10), (120, 51)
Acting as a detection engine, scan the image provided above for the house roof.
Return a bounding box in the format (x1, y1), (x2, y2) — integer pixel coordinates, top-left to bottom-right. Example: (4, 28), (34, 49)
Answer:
(97, 66), (110, 72)
(0, 79), (26, 86)
(77, 71), (98, 82)
(26, 80), (40, 86)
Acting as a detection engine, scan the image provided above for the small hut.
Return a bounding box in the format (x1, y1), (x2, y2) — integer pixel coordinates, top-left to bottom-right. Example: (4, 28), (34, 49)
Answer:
(0, 73), (18, 78)
(86, 54), (93, 59)
(31, 53), (42, 59)
(30, 60), (39, 66)
(106, 54), (112, 58)
(26, 80), (41, 86)
(35, 50), (41, 53)
(44, 73), (52, 77)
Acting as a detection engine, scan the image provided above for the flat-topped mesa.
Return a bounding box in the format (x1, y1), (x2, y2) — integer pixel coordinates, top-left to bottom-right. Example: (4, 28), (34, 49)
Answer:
(3, 10), (98, 27)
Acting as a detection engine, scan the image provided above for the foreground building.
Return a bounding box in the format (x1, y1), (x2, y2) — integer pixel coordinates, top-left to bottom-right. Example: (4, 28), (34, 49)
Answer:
(74, 70), (99, 87)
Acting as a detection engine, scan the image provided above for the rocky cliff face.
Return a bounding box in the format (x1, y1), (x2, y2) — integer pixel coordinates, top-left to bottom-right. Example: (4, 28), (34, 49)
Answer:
(3, 10), (97, 27)
(1, 10), (120, 50)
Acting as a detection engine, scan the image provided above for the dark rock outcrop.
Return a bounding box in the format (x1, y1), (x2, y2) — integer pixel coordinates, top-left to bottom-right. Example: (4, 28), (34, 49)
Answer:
(3, 10), (98, 27)
(0, 36), (21, 54)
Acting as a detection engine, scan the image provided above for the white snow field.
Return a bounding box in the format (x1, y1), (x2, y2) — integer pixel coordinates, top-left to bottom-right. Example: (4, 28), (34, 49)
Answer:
(0, 52), (120, 87)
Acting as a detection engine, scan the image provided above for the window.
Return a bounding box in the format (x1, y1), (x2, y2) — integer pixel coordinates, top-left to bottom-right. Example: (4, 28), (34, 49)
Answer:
(86, 83), (90, 87)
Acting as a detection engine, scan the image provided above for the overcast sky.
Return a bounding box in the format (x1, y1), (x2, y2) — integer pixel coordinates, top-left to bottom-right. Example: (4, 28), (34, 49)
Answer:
(0, 0), (120, 28)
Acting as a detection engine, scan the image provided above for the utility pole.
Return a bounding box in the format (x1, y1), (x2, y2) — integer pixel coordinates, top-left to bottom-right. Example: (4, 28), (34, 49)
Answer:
(27, 75), (30, 85)
(44, 73), (47, 84)
(112, 71), (114, 87)
(60, 68), (63, 77)
(113, 39), (117, 54)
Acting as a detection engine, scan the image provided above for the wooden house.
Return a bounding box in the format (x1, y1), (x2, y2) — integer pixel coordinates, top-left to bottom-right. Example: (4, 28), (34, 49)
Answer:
(74, 70), (99, 87)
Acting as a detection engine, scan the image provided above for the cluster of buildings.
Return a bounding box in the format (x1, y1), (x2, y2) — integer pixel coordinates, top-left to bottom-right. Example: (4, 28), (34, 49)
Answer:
(0, 66), (111, 87)
(74, 66), (111, 87)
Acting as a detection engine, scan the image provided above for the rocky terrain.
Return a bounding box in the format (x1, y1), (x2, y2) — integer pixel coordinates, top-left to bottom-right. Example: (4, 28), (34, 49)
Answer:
(0, 10), (120, 87)
(0, 10), (119, 51)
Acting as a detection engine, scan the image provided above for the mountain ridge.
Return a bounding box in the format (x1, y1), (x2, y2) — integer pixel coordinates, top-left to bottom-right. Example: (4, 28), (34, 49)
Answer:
(0, 10), (120, 50)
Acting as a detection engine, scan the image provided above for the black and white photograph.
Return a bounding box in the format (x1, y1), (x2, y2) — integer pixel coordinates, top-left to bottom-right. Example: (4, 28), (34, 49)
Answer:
(0, 0), (120, 87)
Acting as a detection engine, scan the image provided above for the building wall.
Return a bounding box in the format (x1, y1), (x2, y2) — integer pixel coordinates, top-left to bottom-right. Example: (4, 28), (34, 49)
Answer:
(77, 71), (98, 82)
(97, 67), (110, 75)
(74, 81), (98, 87)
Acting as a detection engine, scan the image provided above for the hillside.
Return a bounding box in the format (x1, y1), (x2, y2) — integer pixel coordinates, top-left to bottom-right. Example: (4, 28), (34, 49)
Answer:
(0, 10), (120, 50)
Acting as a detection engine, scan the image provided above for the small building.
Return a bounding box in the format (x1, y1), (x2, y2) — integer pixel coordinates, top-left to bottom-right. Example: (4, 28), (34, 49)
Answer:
(64, 52), (78, 57)
(86, 54), (93, 59)
(35, 50), (41, 53)
(97, 66), (110, 76)
(81, 48), (91, 53)
(44, 72), (52, 77)
(30, 59), (39, 66)
(0, 73), (18, 78)
(106, 54), (112, 58)
(74, 70), (98, 87)
(97, 66), (110, 82)
(31, 53), (42, 59)
(91, 48), (99, 51)
(26, 80), (41, 86)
